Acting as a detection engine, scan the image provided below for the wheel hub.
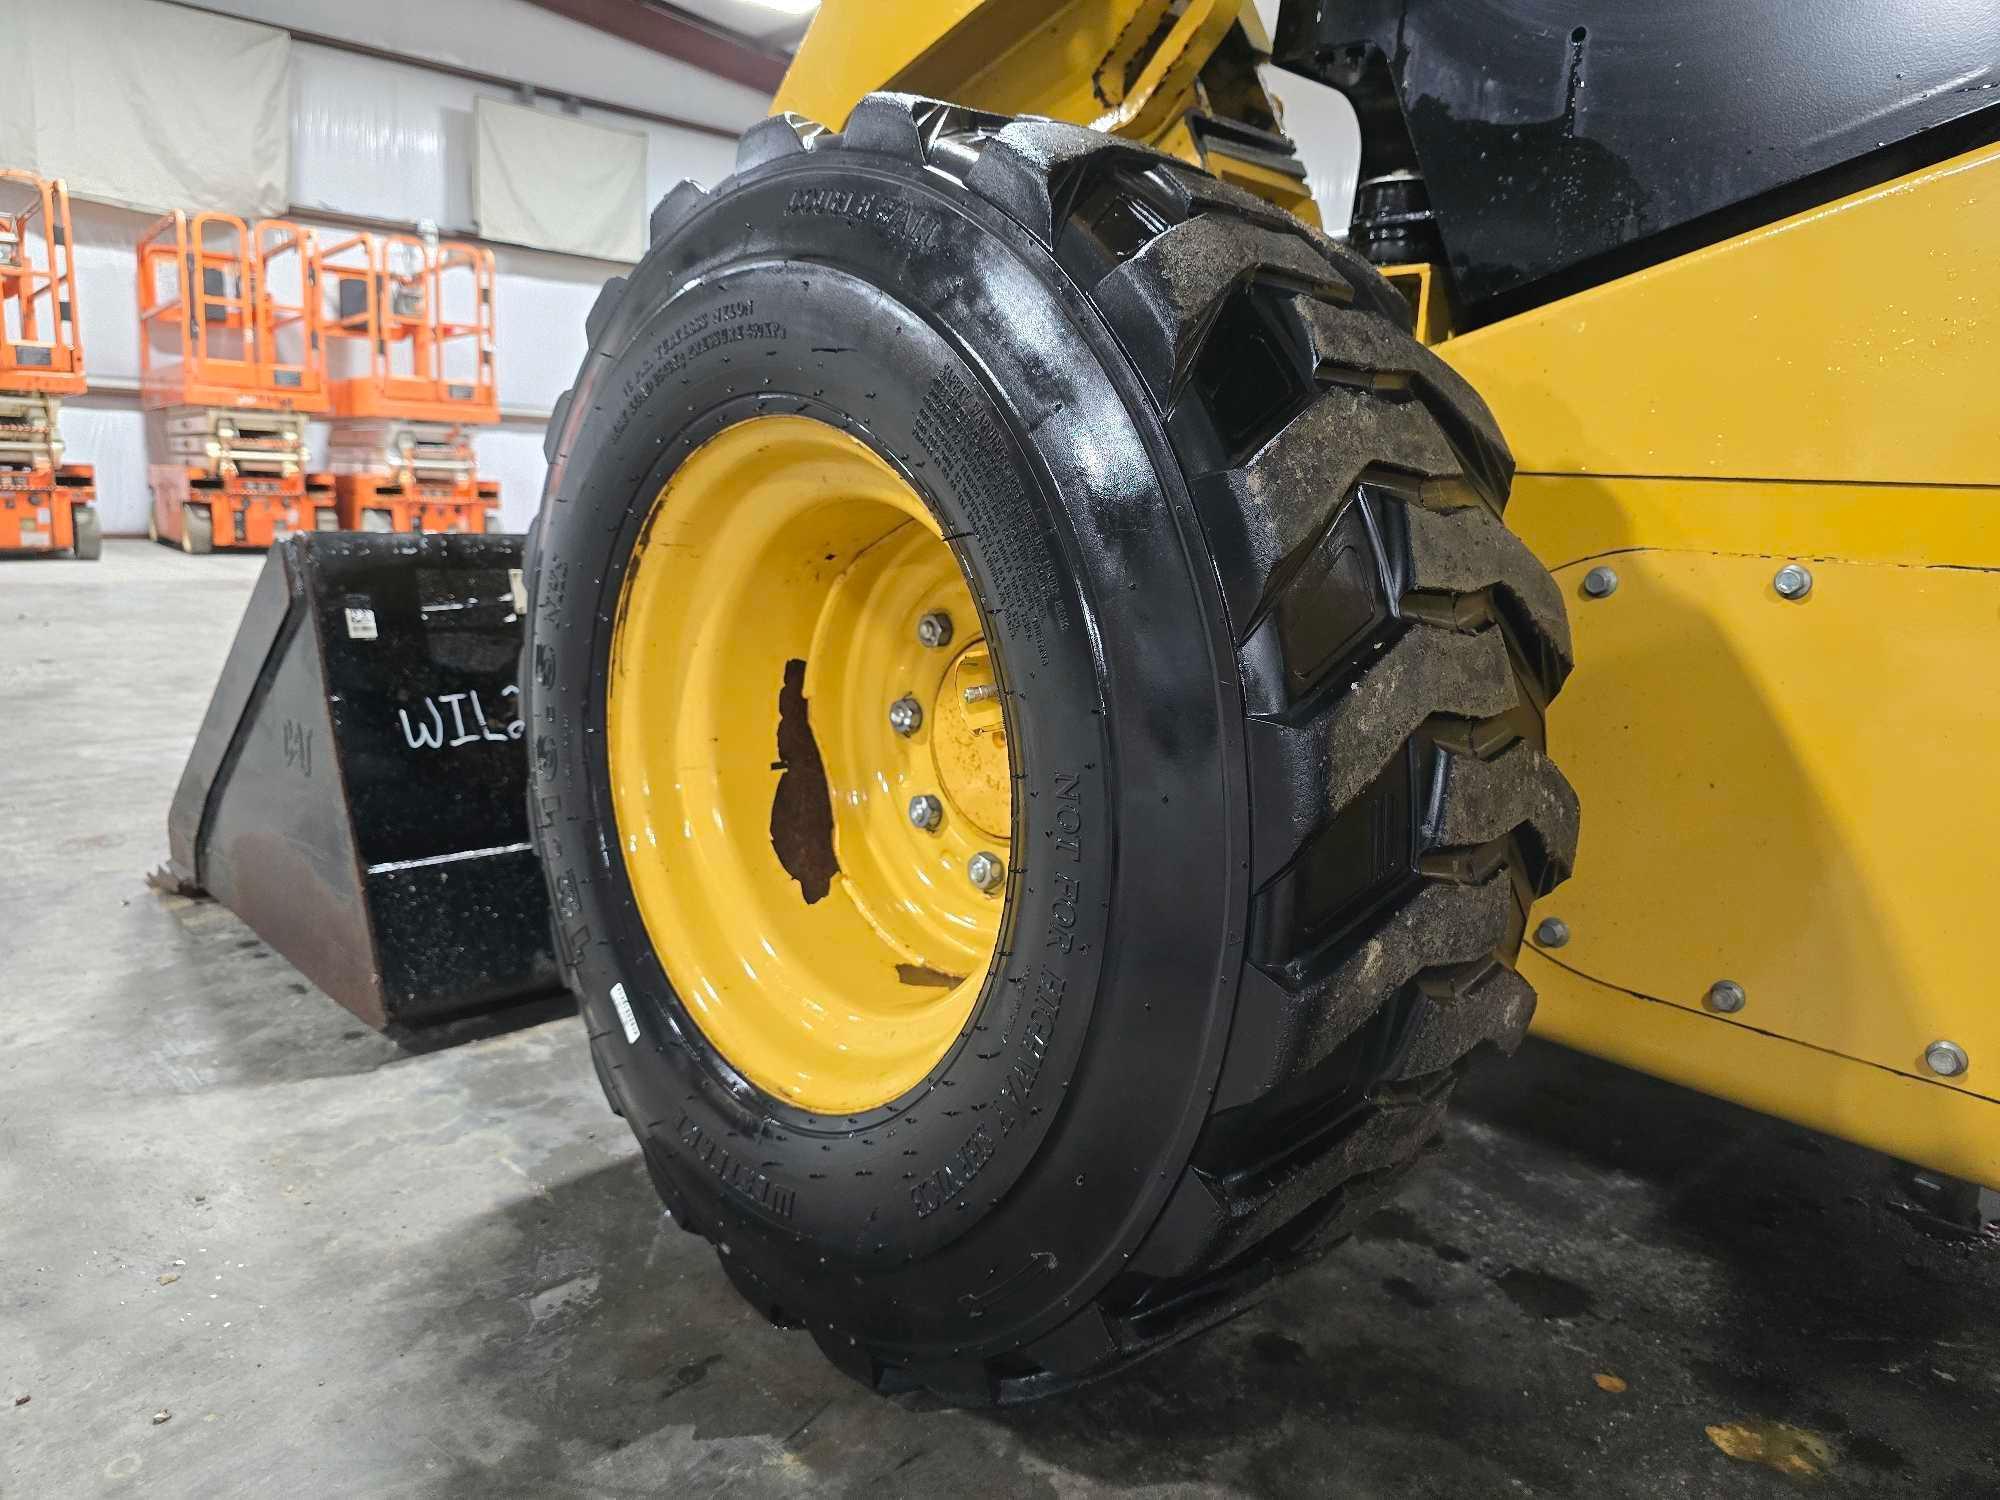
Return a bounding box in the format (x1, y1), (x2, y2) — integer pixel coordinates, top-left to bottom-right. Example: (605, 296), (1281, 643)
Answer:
(930, 641), (1010, 841)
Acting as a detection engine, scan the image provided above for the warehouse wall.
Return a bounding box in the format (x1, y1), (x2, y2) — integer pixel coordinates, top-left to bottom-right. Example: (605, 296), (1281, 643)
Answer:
(26, 0), (764, 533)
(25, 4), (1363, 537)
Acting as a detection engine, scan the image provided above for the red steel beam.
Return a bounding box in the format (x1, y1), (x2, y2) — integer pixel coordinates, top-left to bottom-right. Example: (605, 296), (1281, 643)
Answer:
(520, 0), (788, 95)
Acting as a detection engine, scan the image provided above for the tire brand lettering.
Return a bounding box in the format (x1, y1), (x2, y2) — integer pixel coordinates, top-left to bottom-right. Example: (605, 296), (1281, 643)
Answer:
(910, 1122), (995, 1219)
(678, 1113), (797, 1220)
(557, 919), (590, 970)
(913, 763), (1084, 1217)
(538, 559), (568, 618)
(913, 369), (1065, 666)
(993, 963), (1066, 1141)
(1047, 871), (1078, 950)
(1052, 770), (1082, 864)
(553, 866), (582, 919)
(611, 299), (786, 442)
(784, 186), (941, 255)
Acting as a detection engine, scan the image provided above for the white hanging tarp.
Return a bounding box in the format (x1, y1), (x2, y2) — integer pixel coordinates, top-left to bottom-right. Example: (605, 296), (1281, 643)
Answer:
(0, 0), (290, 217)
(474, 98), (647, 264)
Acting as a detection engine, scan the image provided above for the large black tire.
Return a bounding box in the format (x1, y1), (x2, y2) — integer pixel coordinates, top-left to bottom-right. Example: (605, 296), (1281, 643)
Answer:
(525, 93), (1577, 1404)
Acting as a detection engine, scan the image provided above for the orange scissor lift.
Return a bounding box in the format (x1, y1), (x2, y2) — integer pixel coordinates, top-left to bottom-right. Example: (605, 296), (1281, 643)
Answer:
(319, 233), (501, 534)
(0, 170), (98, 559)
(138, 212), (335, 552)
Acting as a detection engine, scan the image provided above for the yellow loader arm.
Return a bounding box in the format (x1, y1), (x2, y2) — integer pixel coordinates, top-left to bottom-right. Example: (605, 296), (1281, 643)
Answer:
(778, 0), (1319, 225)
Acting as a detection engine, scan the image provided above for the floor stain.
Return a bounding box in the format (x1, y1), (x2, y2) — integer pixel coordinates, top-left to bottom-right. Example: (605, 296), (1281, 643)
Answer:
(662, 1352), (724, 1399)
(1358, 1205), (1473, 1266)
(1382, 1276), (1436, 1311)
(1492, 1264), (1593, 1320)
(1249, 1331), (1306, 1366)
(1842, 1431), (1907, 1473)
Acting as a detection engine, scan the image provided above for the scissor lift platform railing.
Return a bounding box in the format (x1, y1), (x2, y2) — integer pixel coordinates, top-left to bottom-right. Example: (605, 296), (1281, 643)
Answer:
(137, 211), (334, 552)
(1, 169), (97, 559)
(321, 233), (501, 536)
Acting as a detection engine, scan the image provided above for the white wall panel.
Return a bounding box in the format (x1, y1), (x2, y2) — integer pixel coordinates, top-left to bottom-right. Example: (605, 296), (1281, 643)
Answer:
(474, 425), (565, 532)
(641, 125), (738, 221)
(292, 43), (471, 228)
(68, 203), (152, 387)
(57, 403), (150, 535)
(489, 253), (601, 415)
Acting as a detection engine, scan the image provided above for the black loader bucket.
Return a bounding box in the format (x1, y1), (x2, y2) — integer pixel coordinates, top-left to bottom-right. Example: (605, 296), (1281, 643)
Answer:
(161, 532), (561, 1028)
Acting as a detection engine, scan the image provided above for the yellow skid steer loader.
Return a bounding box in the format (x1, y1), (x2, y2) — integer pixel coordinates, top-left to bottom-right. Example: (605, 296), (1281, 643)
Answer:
(521, 0), (2000, 1400)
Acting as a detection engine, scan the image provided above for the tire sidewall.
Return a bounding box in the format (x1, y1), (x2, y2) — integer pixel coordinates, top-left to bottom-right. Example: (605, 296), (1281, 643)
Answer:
(527, 153), (1246, 1356)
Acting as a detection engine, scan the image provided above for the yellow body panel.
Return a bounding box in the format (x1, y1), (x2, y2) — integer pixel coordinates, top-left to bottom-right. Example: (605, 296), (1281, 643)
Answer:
(1445, 143), (2000, 486)
(1527, 953), (2000, 1190)
(1510, 474), (2000, 573)
(1532, 547), (1998, 1100)
(1455, 145), (2000, 1185)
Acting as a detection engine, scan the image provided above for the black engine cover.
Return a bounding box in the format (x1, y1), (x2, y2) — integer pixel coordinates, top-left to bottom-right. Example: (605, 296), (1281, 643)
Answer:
(1278, 0), (2000, 322)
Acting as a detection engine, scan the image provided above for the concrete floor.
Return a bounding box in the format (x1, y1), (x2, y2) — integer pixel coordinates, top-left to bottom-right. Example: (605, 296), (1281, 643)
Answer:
(4, 540), (1997, 1499)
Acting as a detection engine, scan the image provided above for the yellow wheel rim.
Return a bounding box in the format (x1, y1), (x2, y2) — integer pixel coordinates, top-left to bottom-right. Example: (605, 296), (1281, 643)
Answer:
(607, 414), (1013, 1114)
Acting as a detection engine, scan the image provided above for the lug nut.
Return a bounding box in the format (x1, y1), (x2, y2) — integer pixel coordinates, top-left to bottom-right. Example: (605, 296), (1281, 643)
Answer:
(916, 611), (954, 649)
(1705, 980), (1746, 1014)
(1582, 566), (1619, 598)
(1533, 916), (1570, 949)
(966, 851), (1005, 893)
(908, 794), (943, 832)
(1924, 1039), (1969, 1078)
(1773, 563), (1813, 600)
(888, 696), (923, 736)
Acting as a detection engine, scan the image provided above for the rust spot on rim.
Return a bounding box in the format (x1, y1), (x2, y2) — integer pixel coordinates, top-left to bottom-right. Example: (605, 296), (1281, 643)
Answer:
(769, 658), (838, 903)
